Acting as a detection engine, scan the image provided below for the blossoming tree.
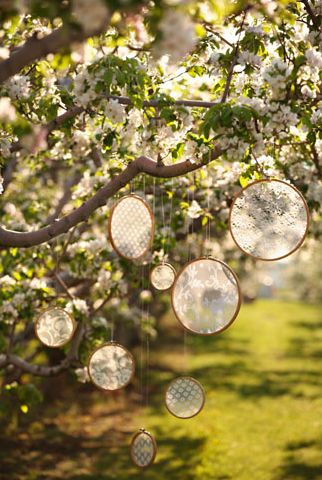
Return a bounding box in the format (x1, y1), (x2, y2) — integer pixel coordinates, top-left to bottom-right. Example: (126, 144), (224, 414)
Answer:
(0, 0), (321, 415)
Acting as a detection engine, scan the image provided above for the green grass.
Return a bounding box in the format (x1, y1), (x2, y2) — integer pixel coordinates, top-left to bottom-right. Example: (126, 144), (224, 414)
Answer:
(0, 300), (321, 480)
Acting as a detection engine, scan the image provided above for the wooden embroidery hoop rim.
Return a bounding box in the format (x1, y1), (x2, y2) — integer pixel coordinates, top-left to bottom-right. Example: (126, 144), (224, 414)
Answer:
(164, 375), (206, 419)
(228, 178), (310, 262)
(108, 194), (155, 261)
(34, 306), (76, 348)
(130, 428), (157, 468)
(87, 341), (135, 392)
(171, 257), (242, 336)
(150, 262), (177, 291)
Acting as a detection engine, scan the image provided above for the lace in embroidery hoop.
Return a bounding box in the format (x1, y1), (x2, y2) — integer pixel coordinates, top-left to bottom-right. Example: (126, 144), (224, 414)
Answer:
(171, 257), (241, 335)
(130, 428), (157, 468)
(87, 342), (135, 391)
(108, 194), (155, 260)
(150, 262), (176, 291)
(228, 179), (309, 261)
(35, 307), (76, 348)
(165, 376), (205, 419)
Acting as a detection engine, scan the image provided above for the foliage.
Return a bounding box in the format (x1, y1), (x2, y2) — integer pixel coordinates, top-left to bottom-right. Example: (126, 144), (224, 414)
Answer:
(0, 0), (321, 419)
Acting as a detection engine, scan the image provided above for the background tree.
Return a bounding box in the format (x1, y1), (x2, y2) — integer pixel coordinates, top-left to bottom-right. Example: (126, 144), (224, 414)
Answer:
(0, 0), (321, 418)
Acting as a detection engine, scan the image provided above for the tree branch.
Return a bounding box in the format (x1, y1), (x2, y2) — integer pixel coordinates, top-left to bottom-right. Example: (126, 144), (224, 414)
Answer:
(0, 148), (223, 249)
(0, 19), (111, 84)
(1, 321), (86, 377)
(301, 0), (320, 29)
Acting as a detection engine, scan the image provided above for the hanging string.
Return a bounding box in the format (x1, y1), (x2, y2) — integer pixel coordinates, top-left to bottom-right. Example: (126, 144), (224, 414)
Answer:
(164, 178), (174, 259)
(206, 178), (211, 256)
(140, 262), (144, 407)
(110, 316), (114, 342)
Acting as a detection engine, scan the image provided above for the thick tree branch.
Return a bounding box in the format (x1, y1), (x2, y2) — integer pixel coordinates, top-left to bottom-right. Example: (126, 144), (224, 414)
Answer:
(0, 148), (223, 249)
(0, 19), (110, 84)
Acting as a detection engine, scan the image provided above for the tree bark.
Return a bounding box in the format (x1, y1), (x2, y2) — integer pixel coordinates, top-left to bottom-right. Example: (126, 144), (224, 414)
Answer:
(0, 149), (223, 248)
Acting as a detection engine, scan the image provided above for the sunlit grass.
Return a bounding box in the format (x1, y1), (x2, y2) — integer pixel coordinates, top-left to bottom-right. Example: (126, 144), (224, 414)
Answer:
(0, 300), (321, 480)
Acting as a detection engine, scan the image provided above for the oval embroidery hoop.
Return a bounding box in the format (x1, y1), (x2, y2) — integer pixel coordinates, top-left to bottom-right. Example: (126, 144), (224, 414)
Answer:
(108, 194), (155, 261)
(130, 428), (157, 468)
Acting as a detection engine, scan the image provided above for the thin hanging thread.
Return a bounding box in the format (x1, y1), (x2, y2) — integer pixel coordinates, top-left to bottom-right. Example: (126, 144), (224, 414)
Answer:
(140, 263), (144, 407)
(110, 316), (114, 342)
(164, 178), (174, 259)
(206, 179), (211, 255)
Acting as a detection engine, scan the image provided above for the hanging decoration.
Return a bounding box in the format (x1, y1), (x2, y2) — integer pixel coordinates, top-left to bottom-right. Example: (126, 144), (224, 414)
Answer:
(229, 179), (309, 261)
(35, 307), (76, 348)
(150, 178), (176, 291)
(165, 376), (205, 419)
(88, 342), (135, 391)
(150, 262), (176, 291)
(108, 194), (154, 260)
(130, 428), (157, 468)
(171, 257), (241, 335)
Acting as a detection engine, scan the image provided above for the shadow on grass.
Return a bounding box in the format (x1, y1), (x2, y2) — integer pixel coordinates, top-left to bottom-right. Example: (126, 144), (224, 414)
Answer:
(0, 424), (206, 480)
(275, 438), (322, 480)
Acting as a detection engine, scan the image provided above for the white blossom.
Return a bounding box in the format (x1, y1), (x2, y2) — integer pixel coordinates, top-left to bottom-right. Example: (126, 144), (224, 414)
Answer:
(105, 99), (126, 124)
(72, 0), (109, 34)
(75, 367), (90, 383)
(305, 49), (322, 69)
(7, 75), (31, 100)
(187, 200), (202, 219)
(0, 97), (16, 122)
(153, 10), (197, 63)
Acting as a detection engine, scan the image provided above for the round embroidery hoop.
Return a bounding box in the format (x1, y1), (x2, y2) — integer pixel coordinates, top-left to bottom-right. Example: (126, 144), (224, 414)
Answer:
(165, 376), (205, 419)
(171, 257), (241, 336)
(150, 262), (176, 291)
(87, 342), (135, 391)
(34, 306), (76, 348)
(228, 178), (310, 261)
(130, 428), (157, 468)
(108, 194), (155, 261)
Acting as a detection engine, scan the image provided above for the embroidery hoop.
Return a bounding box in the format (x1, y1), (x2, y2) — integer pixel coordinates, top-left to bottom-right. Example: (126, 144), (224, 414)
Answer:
(165, 376), (205, 419)
(87, 341), (135, 391)
(150, 262), (176, 291)
(108, 194), (155, 261)
(171, 257), (241, 336)
(130, 428), (157, 468)
(228, 178), (310, 261)
(34, 306), (76, 348)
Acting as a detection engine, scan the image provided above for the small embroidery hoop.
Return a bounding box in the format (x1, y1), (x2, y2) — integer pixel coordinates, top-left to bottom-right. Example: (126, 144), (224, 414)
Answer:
(150, 262), (176, 291)
(34, 306), (76, 348)
(130, 428), (157, 468)
(164, 375), (206, 419)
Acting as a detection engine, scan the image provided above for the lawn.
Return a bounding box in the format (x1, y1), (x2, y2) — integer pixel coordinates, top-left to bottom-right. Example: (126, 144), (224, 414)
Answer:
(0, 300), (321, 480)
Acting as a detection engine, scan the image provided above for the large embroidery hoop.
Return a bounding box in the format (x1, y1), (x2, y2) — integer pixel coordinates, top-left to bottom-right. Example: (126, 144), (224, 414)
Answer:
(35, 307), (76, 348)
(130, 428), (157, 468)
(165, 376), (205, 419)
(87, 342), (135, 391)
(108, 194), (155, 260)
(228, 178), (310, 261)
(171, 257), (241, 335)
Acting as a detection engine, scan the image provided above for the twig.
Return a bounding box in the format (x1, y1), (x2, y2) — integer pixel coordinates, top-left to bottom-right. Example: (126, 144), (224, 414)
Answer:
(220, 11), (247, 103)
